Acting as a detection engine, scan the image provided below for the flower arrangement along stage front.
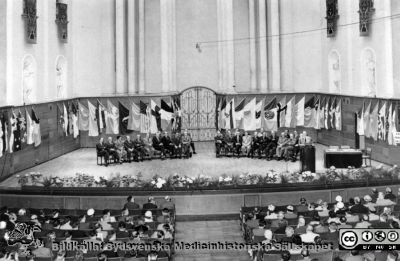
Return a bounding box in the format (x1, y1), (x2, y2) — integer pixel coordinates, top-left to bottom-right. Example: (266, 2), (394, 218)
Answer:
(15, 165), (400, 190)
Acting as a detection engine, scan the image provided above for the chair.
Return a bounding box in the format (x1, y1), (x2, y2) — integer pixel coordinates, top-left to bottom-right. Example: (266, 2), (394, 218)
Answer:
(340, 145), (350, 149)
(329, 145), (339, 150)
(362, 147), (372, 166)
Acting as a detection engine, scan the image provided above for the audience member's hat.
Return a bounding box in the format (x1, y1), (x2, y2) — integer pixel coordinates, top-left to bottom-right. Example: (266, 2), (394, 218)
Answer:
(287, 205), (294, 212)
(144, 211), (152, 218)
(386, 187), (392, 193)
(354, 197), (360, 203)
(87, 208), (95, 216)
(165, 196), (170, 200)
(18, 208), (26, 216)
(264, 230), (273, 240)
(335, 195), (343, 202)
(149, 196), (154, 201)
(364, 195), (372, 202)
(268, 204), (275, 212)
(31, 214), (38, 220)
(336, 202), (344, 209)
(372, 188), (378, 193)
(0, 221), (6, 229)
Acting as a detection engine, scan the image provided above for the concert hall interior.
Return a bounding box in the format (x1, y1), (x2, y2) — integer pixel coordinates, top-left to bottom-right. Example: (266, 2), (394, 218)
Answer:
(1, 0), (400, 261)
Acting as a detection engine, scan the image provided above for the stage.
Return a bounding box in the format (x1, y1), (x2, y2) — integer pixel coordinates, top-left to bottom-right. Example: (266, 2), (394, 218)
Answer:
(0, 142), (387, 189)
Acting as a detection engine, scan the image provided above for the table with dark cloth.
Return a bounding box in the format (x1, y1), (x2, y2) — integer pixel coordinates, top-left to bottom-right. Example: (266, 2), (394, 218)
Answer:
(324, 149), (363, 168)
(300, 145), (316, 173)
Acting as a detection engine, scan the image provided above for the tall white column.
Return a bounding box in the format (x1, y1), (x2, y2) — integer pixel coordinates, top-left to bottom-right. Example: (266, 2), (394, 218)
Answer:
(257, 0), (268, 92)
(248, 0), (257, 91)
(6, 0), (13, 105)
(138, 0), (145, 93)
(127, 0), (137, 94)
(270, 0), (280, 92)
(383, 0), (394, 98)
(217, 0), (235, 93)
(115, 0), (127, 94)
(345, 0), (354, 96)
(42, 0), (49, 101)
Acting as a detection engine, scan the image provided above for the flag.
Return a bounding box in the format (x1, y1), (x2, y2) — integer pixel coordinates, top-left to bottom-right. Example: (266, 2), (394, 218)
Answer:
(78, 101), (89, 131)
(224, 99), (235, 130)
(88, 101), (99, 137)
(304, 96), (315, 128)
(63, 103), (69, 135)
(140, 101), (150, 134)
(106, 100), (119, 134)
(255, 99), (263, 130)
(243, 98), (256, 131)
(217, 97), (227, 130)
(26, 109), (34, 145)
(313, 97), (321, 129)
(71, 103), (79, 138)
(357, 102), (365, 136)
(318, 97), (326, 129)
(363, 101), (371, 138)
(284, 96), (295, 128)
(378, 101), (387, 141)
(160, 99), (173, 131)
(8, 112), (17, 153)
(324, 97), (330, 129)
(171, 96), (182, 132)
(119, 102), (133, 135)
(390, 104), (398, 145)
(234, 98), (246, 129)
(277, 96), (287, 128)
(1, 113), (8, 153)
(97, 101), (106, 134)
(335, 98), (342, 131)
(262, 97), (278, 131)
(369, 101), (379, 141)
(128, 102), (141, 132)
(17, 111), (27, 145)
(67, 103), (73, 136)
(31, 109), (41, 147)
(150, 99), (161, 133)
(329, 97), (336, 129)
(388, 103), (394, 145)
(295, 96), (305, 127)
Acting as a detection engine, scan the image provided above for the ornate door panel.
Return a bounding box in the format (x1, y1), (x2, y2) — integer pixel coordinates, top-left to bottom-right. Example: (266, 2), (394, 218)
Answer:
(181, 87), (216, 141)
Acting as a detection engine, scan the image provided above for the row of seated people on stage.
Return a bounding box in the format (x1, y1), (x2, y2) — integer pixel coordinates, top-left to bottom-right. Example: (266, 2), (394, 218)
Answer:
(0, 196), (176, 260)
(214, 128), (313, 161)
(242, 187), (399, 261)
(96, 130), (197, 166)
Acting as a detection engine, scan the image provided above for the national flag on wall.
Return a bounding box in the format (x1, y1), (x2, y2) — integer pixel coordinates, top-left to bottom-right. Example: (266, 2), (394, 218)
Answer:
(57, 103), (64, 136)
(171, 96), (182, 133)
(363, 101), (371, 138)
(63, 103), (69, 135)
(329, 97), (336, 129)
(318, 97), (325, 130)
(284, 96), (295, 128)
(106, 100), (119, 134)
(388, 103), (394, 145)
(262, 97), (278, 131)
(217, 97), (227, 130)
(369, 101), (379, 141)
(26, 109), (34, 145)
(88, 101), (99, 137)
(295, 96), (305, 127)
(243, 98), (256, 131)
(2, 113), (8, 153)
(324, 97), (330, 129)
(71, 103), (79, 138)
(67, 103), (73, 136)
(224, 99), (235, 130)
(335, 98), (342, 131)
(119, 102), (133, 135)
(32, 108), (41, 147)
(9, 112), (16, 153)
(160, 99), (174, 131)
(255, 99), (263, 130)
(304, 96), (315, 128)
(128, 102), (141, 132)
(150, 100), (161, 133)
(357, 102), (365, 136)
(78, 101), (89, 131)
(140, 101), (150, 134)
(277, 96), (287, 128)
(97, 101), (106, 134)
(17, 111), (27, 145)
(313, 97), (321, 129)
(0, 118), (3, 158)
(234, 98), (246, 129)
(13, 111), (22, 151)
(377, 101), (387, 141)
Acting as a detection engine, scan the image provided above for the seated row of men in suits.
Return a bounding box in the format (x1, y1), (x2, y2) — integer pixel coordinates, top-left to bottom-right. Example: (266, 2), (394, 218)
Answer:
(96, 130), (196, 166)
(214, 129), (312, 161)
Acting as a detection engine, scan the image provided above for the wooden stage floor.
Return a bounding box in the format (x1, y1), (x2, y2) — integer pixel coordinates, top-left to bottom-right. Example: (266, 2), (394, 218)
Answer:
(0, 142), (385, 188)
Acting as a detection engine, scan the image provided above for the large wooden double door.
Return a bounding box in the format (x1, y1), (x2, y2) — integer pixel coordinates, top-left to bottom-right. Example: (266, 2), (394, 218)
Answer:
(180, 87), (216, 141)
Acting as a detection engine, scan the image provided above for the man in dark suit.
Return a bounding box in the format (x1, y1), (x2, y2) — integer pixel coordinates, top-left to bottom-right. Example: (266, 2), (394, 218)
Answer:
(143, 197), (158, 210)
(152, 132), (165, 158)
(161, 131), (174, 157)
(105, 137), (119, 163)
(172, 133), (182, 158)
(214, 130), (224, 156)
(260, 132), (270, 158)
(224, 130), (234, 154)
(134, 134), (146, 161)
(233, 130), (242, 156)
(266, 131), (278, 160)
(96, 137), (109, 166)
(124, 196), (140, 210)
(124, 135), (138, 162)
